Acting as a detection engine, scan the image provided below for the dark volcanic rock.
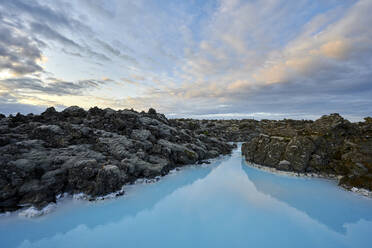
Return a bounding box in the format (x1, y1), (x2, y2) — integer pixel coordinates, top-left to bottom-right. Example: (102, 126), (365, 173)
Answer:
(3, 107), (369, 213)
(169, 118), (260, 142)
(241, 114), (372, 191)
(0, 106), (235, 213)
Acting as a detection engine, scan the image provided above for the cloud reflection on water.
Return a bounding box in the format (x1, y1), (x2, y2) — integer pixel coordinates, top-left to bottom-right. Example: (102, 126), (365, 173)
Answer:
(2, 145), (372, 248)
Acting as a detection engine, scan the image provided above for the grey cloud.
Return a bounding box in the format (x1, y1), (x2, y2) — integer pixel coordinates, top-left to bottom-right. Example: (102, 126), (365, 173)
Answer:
(0, 77), (105, 96)
(0, 102), (46, 116)
(0, 91), (46, 115)
(0, 0), (112, 63)
(94, 39), (137, 64)
(28, 18), (112, 62)
(0, 20), (43, 75)
(30, 22), (82, 49)
(83, 47), (112, 62)
(147, 0), (372, 120)
(0, 0), (84, 31)
(1, 0), (371, 121)
(132, 60), (372, 120)
(79, 0), (117, 18)
(61, 48), (83, 58)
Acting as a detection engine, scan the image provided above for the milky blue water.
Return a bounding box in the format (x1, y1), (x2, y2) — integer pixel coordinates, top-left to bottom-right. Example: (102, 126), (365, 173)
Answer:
(1, 144), (372, 248)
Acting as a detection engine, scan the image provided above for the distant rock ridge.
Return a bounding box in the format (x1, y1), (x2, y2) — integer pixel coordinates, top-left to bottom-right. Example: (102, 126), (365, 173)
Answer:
(0, 106), (235, 213)
(240, 113), (372, 191)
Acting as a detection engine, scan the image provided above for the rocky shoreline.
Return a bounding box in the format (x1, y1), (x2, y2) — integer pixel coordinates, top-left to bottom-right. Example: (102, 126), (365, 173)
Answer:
(174, 114), (372, 194)
(0, 106), (235, 213)
(170, 118), (260, 142)
(1, 107), (371, 216)
(241, 114), (372, 193)
(243, 161), (372, 198)
(5, 161), (218, 218)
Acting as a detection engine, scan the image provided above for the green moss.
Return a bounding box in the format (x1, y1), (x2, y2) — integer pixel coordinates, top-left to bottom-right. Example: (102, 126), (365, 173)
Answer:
(184, 149), (197, 159)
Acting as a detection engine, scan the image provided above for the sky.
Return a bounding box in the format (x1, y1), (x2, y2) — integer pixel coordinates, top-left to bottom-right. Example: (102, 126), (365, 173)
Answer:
(0, 0), (371, 121)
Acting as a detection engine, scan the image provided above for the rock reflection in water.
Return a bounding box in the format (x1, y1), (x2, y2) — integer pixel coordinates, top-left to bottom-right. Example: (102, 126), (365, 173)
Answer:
(1, 144), (372, 248)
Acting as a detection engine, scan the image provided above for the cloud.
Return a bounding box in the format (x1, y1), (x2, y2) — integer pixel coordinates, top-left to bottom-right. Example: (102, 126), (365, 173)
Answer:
(131, 74), (146, 81)
(250, 0), (372, 87)
(0, 77), (106, 96)
(0, 18), (43, 75)
(131, 0), (372, 119)
(0, 0), (371, 120)
(28, 19), (112, 62)
(121, 78), (140, 86)
(0, 99), (47, 116)
(0, 0), (72, 27)
(94, 38), (137, 64)
(0, 76), (111, 114)
(30, 22), (81, 49)
(0, 0), (114, 65)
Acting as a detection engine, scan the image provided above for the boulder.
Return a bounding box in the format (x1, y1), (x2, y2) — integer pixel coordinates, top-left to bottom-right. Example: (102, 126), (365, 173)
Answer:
(157, 139), (199, 164)
(62, 106), (86, 117)
(0, 136), (10, 147)
(277, 160), (291, 170)
(131, 129), (151, 140)
(41, 107), (58, 117)
(93, 165), (126, 196)
(66, 159), (100, 194)
(284, 136), (315, 172)
(31, 125), (65, 147)
(148, 108), (157, 115)
(121, 157), (165, 178)
(97, 134), (133, 159)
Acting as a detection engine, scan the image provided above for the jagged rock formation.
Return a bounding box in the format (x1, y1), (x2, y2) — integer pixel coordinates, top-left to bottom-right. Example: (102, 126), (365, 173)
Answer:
(241, 114), (372, 191)
(169, 119), (260, 142)
(1, 108), (371, 213)
(0, 106), (235, 212)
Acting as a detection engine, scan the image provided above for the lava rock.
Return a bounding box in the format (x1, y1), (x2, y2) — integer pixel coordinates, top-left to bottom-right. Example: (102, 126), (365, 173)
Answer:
(241, 113), (372, 190)
(0, 106), (235, 213)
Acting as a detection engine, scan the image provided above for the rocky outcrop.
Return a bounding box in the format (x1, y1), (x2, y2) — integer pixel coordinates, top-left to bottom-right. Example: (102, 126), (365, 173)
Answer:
(170, 119), (260, 142)
(2, 109), (370, 213)
(0, 107), (235, 213)
(241, 114), (372, 191)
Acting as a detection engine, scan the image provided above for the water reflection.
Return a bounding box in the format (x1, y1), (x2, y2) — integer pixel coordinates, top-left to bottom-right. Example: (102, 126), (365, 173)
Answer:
(1, 145), (372, 248)
(0, 159), (221, 248)
(241, 158), (372, 234)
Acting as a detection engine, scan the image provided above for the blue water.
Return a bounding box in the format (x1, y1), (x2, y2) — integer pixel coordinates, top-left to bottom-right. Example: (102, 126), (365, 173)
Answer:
(1, 144), (372, 248)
